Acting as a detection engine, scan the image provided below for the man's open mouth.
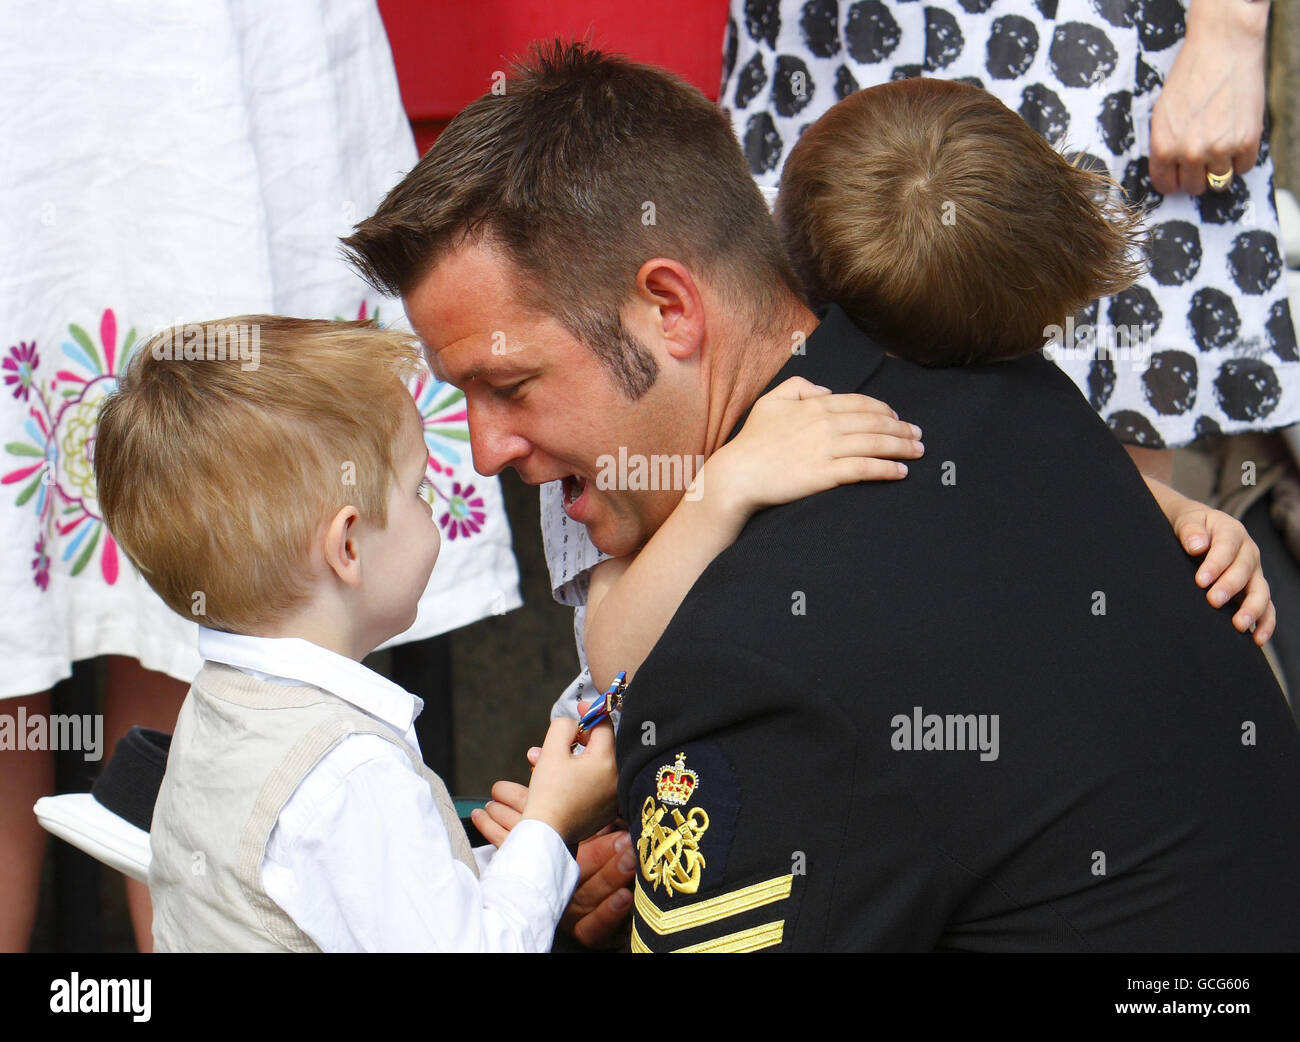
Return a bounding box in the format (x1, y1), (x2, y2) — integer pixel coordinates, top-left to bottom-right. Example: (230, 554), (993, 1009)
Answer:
(561, 474), (588, 506)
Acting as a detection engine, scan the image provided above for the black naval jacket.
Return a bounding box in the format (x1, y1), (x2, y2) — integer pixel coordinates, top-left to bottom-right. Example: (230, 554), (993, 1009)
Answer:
(616, 303), (1300, 952)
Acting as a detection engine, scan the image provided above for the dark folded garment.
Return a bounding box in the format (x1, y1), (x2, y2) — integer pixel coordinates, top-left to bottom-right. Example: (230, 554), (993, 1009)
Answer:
(91, 726), (171, 832)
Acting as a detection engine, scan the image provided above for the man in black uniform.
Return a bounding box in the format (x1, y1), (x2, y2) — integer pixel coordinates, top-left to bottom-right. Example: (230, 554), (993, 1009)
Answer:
(618, 302), (1300, 951)
(344, 41), (1300, 951)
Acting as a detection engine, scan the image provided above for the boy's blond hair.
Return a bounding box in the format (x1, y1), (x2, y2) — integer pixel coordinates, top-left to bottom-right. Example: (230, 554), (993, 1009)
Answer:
(775, 77), (1145, 365)
(95, 317), (424, 632)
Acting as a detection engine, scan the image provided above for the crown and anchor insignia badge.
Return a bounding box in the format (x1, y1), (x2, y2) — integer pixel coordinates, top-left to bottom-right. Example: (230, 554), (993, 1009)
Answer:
(637, 752), (711, 897)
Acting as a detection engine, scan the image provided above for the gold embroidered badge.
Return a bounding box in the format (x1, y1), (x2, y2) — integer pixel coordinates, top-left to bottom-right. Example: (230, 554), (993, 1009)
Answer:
(637, 752), (710, 897)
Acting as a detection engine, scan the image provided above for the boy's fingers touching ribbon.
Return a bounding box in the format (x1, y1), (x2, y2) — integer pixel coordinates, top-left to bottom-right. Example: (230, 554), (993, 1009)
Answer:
(540, 715), (580, 757)
(526, 702), (598, 767)
(581, 716), (616, 759)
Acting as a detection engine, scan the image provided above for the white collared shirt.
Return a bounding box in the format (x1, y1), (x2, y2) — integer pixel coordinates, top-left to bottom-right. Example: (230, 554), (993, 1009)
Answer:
(539, 479), (612, 721)
(196, 627), (579, 952)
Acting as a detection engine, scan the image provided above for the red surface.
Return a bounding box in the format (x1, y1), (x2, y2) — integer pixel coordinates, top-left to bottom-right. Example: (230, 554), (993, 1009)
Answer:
(375, 0), (730, 152)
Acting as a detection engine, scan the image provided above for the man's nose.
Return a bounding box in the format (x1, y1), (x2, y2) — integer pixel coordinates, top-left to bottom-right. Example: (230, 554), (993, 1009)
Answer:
(467, 401), (531, 478)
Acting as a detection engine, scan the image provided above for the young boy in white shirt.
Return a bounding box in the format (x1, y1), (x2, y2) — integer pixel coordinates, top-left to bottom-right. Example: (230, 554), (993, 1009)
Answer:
(94, 315), (617, 952)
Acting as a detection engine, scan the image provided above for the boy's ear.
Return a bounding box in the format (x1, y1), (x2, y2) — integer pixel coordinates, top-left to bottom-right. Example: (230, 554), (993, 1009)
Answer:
(322, 505), (362, 588)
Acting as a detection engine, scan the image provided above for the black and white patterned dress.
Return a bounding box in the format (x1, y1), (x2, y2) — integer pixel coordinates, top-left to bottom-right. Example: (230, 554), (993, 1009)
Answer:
(723, 0), (1299, 447)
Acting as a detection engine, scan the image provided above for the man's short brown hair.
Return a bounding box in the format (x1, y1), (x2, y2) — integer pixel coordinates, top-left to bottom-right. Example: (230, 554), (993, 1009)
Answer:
(95, 317), (422, 633)
(775, 77), (1144, 366)
(341, 39), (802, 397)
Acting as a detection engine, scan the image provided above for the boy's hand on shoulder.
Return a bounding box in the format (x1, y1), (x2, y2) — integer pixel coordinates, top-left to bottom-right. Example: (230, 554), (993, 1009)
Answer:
(1173, 501), (1275, 645)
(707, 376), (923, 519)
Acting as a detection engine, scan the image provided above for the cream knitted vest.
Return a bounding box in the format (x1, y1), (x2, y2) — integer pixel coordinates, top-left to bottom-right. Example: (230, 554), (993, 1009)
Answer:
(150, 661), (477, 952)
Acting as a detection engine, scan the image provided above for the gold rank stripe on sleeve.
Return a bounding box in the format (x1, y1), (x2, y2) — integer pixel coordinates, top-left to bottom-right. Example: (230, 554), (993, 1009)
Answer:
(631, 919), (786, 953)
(634, 873), (794, 935)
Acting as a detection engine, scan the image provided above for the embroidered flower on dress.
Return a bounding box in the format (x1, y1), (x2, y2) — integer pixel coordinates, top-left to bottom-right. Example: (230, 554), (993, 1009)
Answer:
(440, 481), (486, 540)
(414, 376), (469, 472)
(32, 536), (50, 591)
(2, 309), (133, 587)
(3, 341), (39, 401)
(338, 300), (486, 542)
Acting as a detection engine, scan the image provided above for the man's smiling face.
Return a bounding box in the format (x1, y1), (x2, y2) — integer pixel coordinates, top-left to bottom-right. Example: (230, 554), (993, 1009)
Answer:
(405, 237), (700, 558)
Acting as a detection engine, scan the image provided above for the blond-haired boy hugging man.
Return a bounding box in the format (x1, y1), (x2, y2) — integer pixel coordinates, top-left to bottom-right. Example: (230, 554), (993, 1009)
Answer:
(553, 78), (1276, 720)
(771, 76), (1275, 642)
(95, 316), (616, 952)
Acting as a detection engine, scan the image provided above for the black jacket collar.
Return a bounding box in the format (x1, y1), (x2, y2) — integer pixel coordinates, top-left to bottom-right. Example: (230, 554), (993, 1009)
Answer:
(725, 303), (888, 445)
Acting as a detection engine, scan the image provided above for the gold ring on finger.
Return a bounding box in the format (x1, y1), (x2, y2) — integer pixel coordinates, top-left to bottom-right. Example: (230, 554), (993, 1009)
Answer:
(1206, 168), (1234, 192)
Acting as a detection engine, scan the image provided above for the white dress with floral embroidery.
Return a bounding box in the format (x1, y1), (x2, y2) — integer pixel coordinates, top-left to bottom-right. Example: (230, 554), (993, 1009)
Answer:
(0, 0), (522, 699)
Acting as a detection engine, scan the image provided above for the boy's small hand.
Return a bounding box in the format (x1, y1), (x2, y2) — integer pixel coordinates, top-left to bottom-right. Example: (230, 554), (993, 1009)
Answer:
(1174, 504), (1275, 645)
(471, 779), (529, 847)
(475, 706), (634, 949)
(521, 716), (618, 846)
(708, 376), (923, 518)
(473, 701), (614, 848)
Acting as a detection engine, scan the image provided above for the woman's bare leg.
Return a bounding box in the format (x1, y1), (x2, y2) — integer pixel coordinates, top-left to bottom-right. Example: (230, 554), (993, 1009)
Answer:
(0, 690), (54, 951)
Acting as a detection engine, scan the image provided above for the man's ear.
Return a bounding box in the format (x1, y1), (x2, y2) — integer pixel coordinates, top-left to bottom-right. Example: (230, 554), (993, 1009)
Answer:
(634, 258), (705, 361)
(322, 505), (362, 588)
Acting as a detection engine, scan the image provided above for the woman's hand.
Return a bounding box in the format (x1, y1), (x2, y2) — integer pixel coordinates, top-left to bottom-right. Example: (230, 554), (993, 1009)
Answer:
(1148, 0), (1270, 196)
